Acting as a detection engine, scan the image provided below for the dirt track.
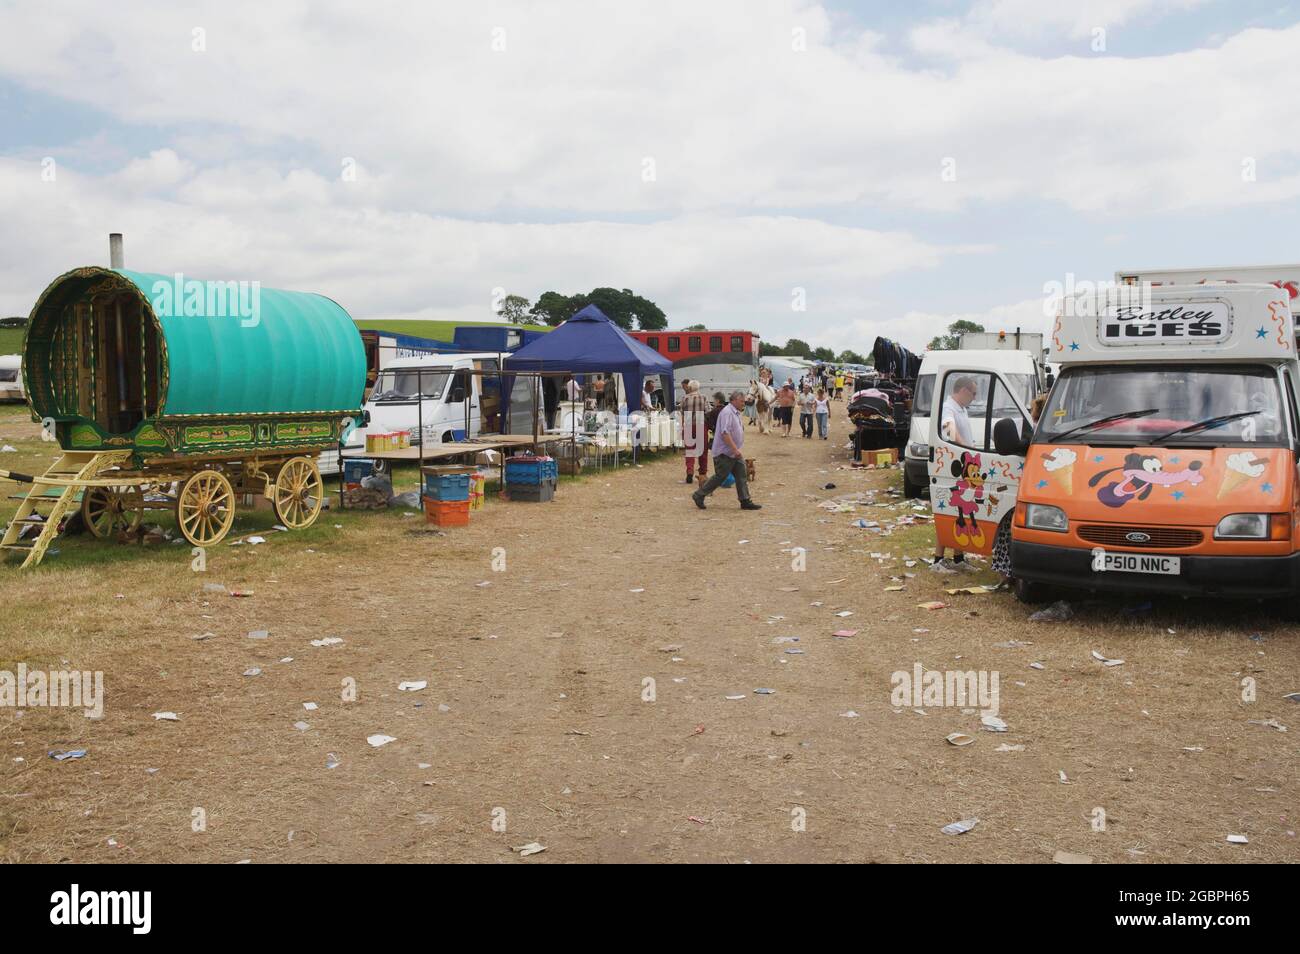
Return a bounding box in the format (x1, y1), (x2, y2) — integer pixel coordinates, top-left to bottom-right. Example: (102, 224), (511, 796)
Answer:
(1, 417), (1297, 863)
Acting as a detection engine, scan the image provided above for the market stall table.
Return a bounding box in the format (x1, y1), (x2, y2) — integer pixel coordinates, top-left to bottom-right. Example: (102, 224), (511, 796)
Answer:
(338, 434), (575, 507)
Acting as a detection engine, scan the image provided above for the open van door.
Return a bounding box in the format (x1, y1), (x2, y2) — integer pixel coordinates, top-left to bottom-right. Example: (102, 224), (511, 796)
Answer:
(928, 368), (1032, 555)
(443, 367), (475, 441)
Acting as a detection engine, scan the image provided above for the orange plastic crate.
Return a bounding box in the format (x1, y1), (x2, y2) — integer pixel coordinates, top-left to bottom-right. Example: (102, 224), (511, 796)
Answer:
(424, 498), (470, 526)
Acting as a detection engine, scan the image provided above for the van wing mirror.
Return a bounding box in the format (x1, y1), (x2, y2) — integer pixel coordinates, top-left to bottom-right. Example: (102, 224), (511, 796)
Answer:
(451, 387), (466, 403)
(993, 417), (1028, 457)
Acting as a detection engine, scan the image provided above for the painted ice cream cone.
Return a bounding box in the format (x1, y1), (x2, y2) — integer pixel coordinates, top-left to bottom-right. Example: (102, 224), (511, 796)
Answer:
(1041, 448), (1077, 494)
(1217, 469), (1251, 500)
(1219, 452), (1267, 499)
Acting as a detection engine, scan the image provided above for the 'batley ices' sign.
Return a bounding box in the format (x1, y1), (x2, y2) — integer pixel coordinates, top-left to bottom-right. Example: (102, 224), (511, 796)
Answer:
(1098, 299), (1232, 346)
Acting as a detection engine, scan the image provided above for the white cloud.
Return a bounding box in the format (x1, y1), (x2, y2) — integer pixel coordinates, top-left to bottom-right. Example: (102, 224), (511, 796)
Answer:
(841, 297), (1051, 354)
(0, 1), (1296, 219)
(0, 1), (1297, 351)
(964, 0), (1208, 40)
(0, 157), (970, 345)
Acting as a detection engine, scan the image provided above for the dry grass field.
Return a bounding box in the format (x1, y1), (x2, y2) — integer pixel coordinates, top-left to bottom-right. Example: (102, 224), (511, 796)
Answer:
(0, 402), (1296, 862)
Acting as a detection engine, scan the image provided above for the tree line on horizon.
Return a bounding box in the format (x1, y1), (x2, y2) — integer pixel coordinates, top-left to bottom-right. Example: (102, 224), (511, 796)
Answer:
(498, 288), (978, 365)
(497, 287), (668, 330)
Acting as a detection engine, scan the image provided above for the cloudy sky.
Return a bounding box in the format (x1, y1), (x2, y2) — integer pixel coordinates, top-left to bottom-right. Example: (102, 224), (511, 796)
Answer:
(2, 0), (1298, 352)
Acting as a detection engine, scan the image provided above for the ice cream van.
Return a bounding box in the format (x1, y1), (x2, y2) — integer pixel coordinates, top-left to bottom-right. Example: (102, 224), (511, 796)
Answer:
(990, 282), (1300, 611)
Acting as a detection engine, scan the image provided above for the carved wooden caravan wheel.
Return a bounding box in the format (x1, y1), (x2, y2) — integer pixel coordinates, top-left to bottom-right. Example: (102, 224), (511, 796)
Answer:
(81, 485), (144, 539)
(176, 470), (236, 546)
(273, 457), (323, 530)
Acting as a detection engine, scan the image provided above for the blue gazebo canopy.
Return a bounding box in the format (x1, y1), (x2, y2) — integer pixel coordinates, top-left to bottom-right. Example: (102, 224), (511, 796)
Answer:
(504, 305), (675, 411)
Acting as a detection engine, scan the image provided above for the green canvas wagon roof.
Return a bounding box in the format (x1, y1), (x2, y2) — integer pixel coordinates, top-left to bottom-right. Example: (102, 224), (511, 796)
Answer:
(26, 267), (365, 418)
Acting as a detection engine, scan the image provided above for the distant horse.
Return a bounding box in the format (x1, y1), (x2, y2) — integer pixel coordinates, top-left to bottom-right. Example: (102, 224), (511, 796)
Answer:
(749, 379), (775, 434)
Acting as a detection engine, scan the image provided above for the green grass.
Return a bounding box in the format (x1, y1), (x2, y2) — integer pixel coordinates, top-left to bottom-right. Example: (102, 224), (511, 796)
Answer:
(355, 319), (550, 340)
(0, 327), (24, 355)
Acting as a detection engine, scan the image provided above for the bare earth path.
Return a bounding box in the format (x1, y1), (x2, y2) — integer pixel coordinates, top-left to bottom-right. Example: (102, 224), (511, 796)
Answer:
(1, 418), (1297, 862)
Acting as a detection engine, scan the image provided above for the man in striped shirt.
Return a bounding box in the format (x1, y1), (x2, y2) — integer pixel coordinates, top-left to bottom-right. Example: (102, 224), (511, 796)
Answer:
(679, 379), (711, 484)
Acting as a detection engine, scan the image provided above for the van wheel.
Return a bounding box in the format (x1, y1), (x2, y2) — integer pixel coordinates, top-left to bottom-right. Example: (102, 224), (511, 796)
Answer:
(902, 470), (921, 499)
(1014, 577), (1050, 604)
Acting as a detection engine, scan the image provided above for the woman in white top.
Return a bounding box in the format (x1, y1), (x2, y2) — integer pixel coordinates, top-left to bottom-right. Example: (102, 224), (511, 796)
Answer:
(814, 389), (830, 439)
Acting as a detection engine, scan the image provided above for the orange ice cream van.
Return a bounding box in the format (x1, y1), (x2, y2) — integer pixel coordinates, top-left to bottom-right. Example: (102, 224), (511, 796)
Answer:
(995, 282), (1300, 608)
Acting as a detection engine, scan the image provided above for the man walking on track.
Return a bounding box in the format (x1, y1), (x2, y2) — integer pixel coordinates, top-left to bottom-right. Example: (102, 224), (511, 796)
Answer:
(692, 391), (762, 511)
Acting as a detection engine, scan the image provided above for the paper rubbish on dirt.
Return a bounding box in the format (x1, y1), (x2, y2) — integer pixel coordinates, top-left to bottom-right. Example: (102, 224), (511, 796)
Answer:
(980, 714), (1008, 732)
(1030, 601), (1073, 622)
(1246, 718), (1287, 732)
(1052, 850), (1093, 864)
(941, 818), (979, 835)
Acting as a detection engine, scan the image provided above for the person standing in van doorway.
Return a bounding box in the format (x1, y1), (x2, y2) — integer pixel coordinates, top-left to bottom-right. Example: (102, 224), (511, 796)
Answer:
(692, 391), (762, 511)
(932, 375), (979, 574)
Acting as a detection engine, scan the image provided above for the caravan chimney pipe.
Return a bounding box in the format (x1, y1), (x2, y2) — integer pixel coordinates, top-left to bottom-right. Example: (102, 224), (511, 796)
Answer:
(109, 233), (124, 269)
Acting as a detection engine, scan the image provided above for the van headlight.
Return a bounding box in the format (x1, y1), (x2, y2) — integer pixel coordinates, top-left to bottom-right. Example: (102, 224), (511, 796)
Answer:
(1025, 503), (1068, 532)
(907, 442), (927, 458)
(1214, 513), (1269, 540)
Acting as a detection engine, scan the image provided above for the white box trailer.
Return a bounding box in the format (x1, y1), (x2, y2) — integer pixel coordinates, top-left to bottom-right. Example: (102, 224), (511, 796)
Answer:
(1116, 265), (1300, 317)
(959, 330), (1044, 355)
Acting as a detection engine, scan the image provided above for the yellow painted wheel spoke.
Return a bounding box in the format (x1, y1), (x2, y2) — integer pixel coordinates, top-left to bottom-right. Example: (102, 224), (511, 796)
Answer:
(274, 458), (322, 530)
(177, 471), (235, 546)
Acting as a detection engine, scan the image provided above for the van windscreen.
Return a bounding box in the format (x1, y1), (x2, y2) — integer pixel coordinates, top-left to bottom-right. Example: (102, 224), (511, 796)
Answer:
(372, 370), (450, 402)
(1036, 364), (1285, 446)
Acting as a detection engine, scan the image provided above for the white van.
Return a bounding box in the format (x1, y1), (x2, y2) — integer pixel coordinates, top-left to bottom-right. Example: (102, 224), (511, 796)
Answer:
(0, 355), (23, 402)
(903, 349), (1042, 498)
(327, 352), (507, 472)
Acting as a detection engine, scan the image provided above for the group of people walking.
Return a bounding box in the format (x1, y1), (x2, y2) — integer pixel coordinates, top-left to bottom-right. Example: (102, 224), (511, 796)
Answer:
(771, 379), (832, 440)
(678, 363), (853, 510)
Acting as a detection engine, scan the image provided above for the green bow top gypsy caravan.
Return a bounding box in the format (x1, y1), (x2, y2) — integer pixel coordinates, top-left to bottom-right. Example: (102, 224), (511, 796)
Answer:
(1, 266), (366, 566)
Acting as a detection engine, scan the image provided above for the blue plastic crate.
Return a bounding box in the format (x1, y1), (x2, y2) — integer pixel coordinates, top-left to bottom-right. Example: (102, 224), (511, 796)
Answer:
(423, 472), (471, 501)
(505, 457), (558, 485)
(342, 459), (375, 484)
